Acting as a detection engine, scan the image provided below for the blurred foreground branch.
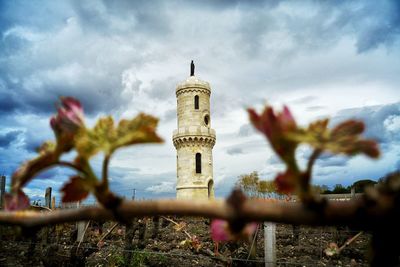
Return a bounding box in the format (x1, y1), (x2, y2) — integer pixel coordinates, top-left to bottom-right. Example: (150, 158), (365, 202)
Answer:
(0, 192), (396, 230)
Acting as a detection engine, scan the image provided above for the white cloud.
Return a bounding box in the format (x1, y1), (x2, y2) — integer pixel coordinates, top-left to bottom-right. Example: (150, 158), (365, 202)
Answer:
(384, 115), (400, 133)
(145, 182), (175, 194)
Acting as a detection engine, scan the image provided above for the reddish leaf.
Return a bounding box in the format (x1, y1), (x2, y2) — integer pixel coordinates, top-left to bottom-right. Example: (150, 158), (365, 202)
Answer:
(61, 176), (91, 202)
(355, 140), (380, 158)
(51, 97), (84, 134)
(248, 105), (298, 162)
(331, 120), (364, 139)
(51, 97), (85, 153)
(4, 190), (30, 211)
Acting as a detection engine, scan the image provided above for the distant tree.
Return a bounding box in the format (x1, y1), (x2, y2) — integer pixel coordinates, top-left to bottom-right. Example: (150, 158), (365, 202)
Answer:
(332, 184), (350, 194)
(258, 180), (276, 198)
(312, 184), (330, 194)
(352, 179), (377, 193)
(236, 171), (260, 197)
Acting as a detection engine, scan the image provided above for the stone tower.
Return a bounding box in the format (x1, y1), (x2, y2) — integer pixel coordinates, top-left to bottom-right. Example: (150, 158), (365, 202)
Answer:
(173, 61), (216, 200)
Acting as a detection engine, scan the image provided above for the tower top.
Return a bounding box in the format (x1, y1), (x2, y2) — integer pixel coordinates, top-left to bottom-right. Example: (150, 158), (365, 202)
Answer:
(190, 60), (195, 76)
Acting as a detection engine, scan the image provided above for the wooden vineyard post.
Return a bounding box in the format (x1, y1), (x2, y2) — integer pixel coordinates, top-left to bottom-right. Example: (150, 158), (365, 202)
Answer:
(152, 216), (159, 238)
(0, 175), (5, 209)
(0, 175), (5, 239)
(51, 196), (56, 210)
(45, 187), (52, 209)
(76, 202), (87, 242)
(264, 222), (276, 267)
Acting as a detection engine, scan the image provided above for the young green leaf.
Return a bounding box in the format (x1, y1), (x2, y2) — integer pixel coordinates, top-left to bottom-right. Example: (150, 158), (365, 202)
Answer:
(75, 113), (163, 159)
(36, 141), (57, 155)
(75, 116), (115, 158)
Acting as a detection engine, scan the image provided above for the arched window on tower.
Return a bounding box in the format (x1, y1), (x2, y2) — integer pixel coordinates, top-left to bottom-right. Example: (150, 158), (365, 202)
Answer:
(194, 95), (199, 110)
(195, 153), (201, 174)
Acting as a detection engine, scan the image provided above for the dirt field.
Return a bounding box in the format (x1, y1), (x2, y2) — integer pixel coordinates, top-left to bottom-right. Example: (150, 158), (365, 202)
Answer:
(0, 217), (370, 266)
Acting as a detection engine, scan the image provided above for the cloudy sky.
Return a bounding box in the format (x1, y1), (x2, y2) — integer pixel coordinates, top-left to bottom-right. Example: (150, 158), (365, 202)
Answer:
(0, 0), (399, 203)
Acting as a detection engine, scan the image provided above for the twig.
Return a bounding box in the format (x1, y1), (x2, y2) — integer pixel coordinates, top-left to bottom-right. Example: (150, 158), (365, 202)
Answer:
(101, 154), (110, 188)
(161, 216), (192, 239)
(306, 149), (322, 176)
(338, 231), (363, 253)
(246, 224), (259, 260)
(97, 222), (119, 246)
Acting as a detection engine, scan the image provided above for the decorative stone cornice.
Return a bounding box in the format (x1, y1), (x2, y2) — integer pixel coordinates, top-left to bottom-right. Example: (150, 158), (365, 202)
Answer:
(173, 135), (216, 149)
(176, 87), (210, 97)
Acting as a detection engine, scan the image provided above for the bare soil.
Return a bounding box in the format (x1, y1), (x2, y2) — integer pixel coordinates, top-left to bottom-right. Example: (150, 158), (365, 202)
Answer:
(0, 217), (370, 266)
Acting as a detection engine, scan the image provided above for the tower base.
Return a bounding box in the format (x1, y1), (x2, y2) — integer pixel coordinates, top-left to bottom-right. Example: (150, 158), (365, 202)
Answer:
(176, 185), (214, 200)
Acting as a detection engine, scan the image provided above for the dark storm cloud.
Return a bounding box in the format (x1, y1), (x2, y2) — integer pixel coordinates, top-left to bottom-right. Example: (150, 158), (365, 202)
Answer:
(0, 130), (22, 148)
(350, 1), (400, 52)
(0, 60), (133, 116)
(35, 168), (63, 180)
(232, 0), (400, 58)
(332, 102), (400, 147)
(0, 1), (70, 34)
(316, 0), (400, 53)
(23, 135), (48, 153)
(0, 88), (19, 113)
(315, 168), (336, 178)
(1, 0), (399, 118)
(297, 147), (349, 168)
(147, 77), (180, 101)
(191, 0), (279, 10)
(72, 0), (171, 37)
(0, 2), (143, 117)
(317, 156), (348, 168)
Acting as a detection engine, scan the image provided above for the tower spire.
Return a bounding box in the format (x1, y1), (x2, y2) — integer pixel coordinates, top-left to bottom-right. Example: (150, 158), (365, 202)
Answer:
(190, 60), (195, 76)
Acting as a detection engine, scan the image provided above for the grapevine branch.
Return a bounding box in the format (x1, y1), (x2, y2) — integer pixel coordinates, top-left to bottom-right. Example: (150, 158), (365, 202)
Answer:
(0, 192), (396, 230)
